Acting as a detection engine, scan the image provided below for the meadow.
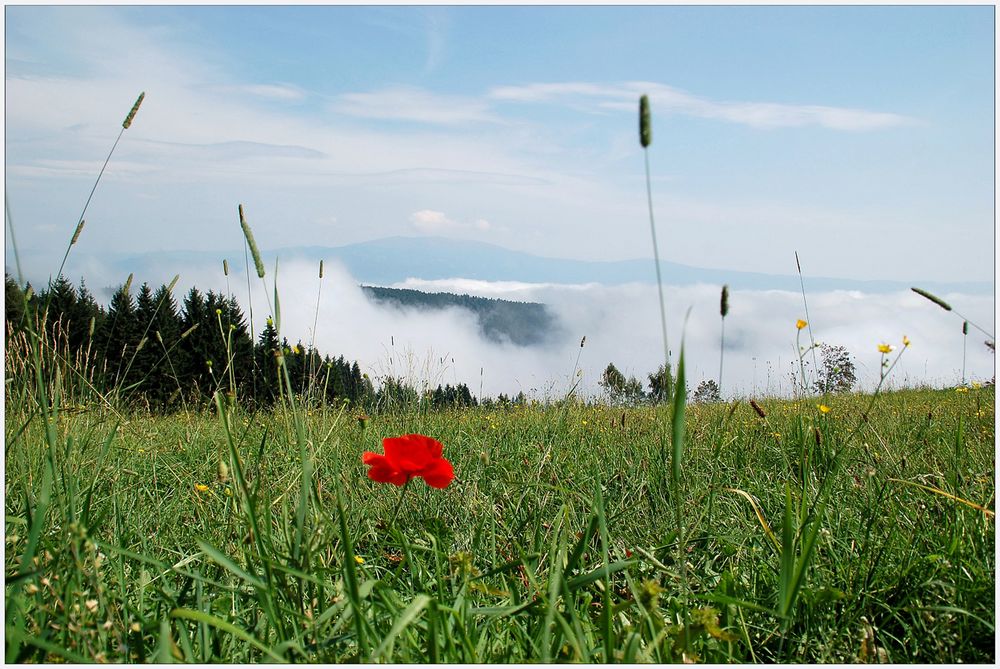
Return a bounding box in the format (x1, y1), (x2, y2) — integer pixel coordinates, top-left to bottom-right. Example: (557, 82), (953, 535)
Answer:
(4, 378), (995, 662)
(4, 91), (995, 664)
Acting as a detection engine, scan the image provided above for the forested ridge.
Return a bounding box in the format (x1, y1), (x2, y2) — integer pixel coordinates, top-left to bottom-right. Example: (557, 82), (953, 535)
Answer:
(361, 285), (559, 346)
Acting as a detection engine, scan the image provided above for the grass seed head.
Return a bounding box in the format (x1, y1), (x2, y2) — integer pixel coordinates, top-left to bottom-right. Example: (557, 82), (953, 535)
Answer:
(223, 259), (229, 276)
(319, 260), (324, 279)
(122, 91), (145, 130)
(963, 321), (969, 335)
(639, 95), (652, 148)
(749, 399), (767, 419)
(71, 220), (85, 246)
(123, 273), (133, 295)
(720, 284), (730, 318)
(911, 287), (952, 311)
(238, 204), (266, 278)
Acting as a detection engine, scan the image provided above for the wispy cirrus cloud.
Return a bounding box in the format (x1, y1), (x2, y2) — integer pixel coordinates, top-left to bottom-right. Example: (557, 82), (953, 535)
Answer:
(329, 85), (500, 125)
(490, 81), (916, 131)
(231, 83), (307, 102)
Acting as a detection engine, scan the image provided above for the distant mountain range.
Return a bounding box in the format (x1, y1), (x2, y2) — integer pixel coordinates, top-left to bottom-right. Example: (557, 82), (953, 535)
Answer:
(111, 235), (991, 295)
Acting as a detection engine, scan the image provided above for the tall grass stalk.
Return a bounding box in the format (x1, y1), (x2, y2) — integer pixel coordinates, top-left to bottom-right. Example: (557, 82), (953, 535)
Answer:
(53, 92), (144, 287)
(307, 260), (325, 402)
(639, 94), (671, 380)
(794, 251), (819, 391)
(911, 286), (994, 341)
(719, 284), (729, 395)
(962, 320), (968, 385)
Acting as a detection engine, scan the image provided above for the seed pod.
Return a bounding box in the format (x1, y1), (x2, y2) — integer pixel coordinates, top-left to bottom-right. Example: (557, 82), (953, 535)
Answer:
(122, 92), (145, 130)
(319, 260), (324, 279)
(720, 284), (730, 318)
(639, 95), (652, 148)
(911, 287), (952, 311)
(223, 259), (229, 276)
(123, 273), (133, 295)
(963, 321), (969, 335)
(749, 399), (767, 419)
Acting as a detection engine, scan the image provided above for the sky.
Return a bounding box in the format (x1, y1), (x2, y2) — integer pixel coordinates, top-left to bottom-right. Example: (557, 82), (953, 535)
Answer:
(3, 5), (996, 397)
(5, 5), (994, 281)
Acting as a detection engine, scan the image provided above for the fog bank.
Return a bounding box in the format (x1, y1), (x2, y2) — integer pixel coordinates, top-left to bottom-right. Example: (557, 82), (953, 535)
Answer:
(77, 258), (994, 400)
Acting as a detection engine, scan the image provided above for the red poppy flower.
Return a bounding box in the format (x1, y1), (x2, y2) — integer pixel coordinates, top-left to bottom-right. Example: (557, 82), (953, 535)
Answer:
(363, 434), (454, 489)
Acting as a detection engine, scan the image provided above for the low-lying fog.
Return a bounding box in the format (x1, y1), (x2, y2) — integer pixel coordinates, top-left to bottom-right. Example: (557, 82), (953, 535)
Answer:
(86, 258), (995, 400)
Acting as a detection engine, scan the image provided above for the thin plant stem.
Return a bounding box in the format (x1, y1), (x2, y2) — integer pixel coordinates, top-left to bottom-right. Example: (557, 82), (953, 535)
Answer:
(719, 317), (725, 395)
(5, 189), (24, 285)
(54, 127), (125, 286)
(794, 252), (819, 390)
(387, 478), (412, 530)
(643, 150), (671, 378)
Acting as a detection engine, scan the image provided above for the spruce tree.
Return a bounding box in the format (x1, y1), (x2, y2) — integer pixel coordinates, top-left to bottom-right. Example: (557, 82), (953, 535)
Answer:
(97, 280), (140, 391)
(254, 318), (281, 406)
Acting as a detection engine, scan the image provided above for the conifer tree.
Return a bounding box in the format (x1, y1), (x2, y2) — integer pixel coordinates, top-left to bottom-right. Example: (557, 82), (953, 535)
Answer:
(254, 318), (281, 406)
(97, 280), (140, 390)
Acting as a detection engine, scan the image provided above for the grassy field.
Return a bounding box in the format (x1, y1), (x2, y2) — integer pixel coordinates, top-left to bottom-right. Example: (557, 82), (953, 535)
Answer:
(4, 382), (995, 663)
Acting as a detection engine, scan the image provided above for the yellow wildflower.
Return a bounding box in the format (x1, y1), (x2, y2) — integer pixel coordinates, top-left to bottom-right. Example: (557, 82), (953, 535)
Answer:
(955, 387), (969, 393)
(971, 381), (982, 389)
(878, 343), (894, 354)
(796, 319), (808, 330)
(194, 483), (209, 492)
(354, 555), (365, 565)
(902, 335), (911, 347)
(817, 404), (831, 414)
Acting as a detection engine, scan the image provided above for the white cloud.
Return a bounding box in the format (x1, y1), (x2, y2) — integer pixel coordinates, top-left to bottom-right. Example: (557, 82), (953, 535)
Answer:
(330, 86), (500, 125)
(410, 210), (494, 235)
(410, 209), (458, 234)
(235, 83), (307, 102)
(491, 81), (916, 131)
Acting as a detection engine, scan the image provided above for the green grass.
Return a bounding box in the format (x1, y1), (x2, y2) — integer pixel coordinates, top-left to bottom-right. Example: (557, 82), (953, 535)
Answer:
(4, 384), (994, 662)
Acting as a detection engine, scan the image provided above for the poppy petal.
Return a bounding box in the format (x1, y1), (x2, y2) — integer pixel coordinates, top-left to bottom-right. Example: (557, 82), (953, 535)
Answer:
(363, 452), (407, 486)
(419, 457), (455, 489)
(383, 434), (438, 472)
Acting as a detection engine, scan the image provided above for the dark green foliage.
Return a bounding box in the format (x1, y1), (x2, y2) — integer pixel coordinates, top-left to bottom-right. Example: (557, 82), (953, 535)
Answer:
(600, 362), (645, 405)
(647, 362), (674, 404)
(362, 285), (559, 346)
(254, 318), (281, 406)
(97, 280), (141, 389)
(12, 275), (377, 412)
(693, 379), (722, 403)
(5, 272), (27, 331)
(430, 383), (478, 409)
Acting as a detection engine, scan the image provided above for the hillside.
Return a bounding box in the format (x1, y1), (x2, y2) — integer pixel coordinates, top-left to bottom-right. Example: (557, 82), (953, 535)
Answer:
(361, 285), (561, 347)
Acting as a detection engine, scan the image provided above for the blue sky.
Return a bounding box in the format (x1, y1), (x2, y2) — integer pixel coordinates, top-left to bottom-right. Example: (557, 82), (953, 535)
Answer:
(4, 5), (995, 285)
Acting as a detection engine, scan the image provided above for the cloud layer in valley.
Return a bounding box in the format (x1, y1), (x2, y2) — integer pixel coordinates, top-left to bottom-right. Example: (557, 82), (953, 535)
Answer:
(78, 256), (994, 401)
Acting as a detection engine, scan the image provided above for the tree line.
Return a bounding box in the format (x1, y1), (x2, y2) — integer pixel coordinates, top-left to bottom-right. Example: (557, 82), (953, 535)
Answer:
(4, 274), (478, 413)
